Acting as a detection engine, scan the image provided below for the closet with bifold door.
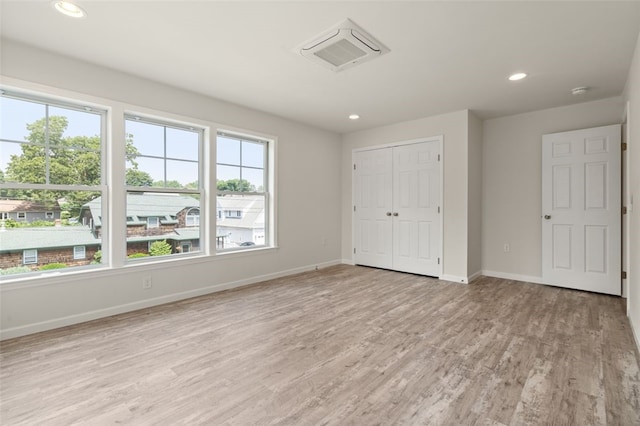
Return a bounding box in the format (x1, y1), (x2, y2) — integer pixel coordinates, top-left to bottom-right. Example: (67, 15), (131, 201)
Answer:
(352, 137), (442, 277)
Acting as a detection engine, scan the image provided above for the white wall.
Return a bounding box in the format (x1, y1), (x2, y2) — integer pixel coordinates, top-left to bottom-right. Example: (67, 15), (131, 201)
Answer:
(0, 40), (343, 339)
(482, 97), (625, 282)
(467, 111), (483, 279)
(624, 31), (640, 346)
(341, 110), (472, 282)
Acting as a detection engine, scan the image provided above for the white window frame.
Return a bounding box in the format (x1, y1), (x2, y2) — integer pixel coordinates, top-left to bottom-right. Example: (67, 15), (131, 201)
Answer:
(73, 246), (86, 260)
(216, 131), (272, 252)
(1, 82), (277, 282)
(1, 90), (107, 277)
(0, 212), (8, 220)
(45, 211), (54, 219)
(124, 114), (205, 262)
(23, 249), (38, 265)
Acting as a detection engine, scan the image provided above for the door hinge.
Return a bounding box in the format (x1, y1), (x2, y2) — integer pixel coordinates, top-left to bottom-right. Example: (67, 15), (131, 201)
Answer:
(623, 271), (627, 279)
(622, 142), (628, 151)
(353, 205), (356, 212)
(438, 206), (440, 214)
(438, 154), (441, 161)
(437, 257), (440, 265)
(354, 248), (356, 254)
(623, 206), (627, 215)
(353, 164), (356, 170)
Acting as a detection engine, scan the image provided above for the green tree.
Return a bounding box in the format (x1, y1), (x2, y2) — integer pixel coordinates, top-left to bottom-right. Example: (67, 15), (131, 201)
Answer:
(126, 169), (154, 186)
(3, 117), (144, 215)
(155, 180), (183, 189)
(217, 179), (255, 192)
(149, 240), (172, 256)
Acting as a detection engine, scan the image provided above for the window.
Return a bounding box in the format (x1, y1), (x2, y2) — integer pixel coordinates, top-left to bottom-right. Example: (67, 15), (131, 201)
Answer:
(185, 208), (199, 226)
(73, 246), (86, 260)
(125, 116), (203, 261)
(23, 249), (38, 265)
(216, 132), (270, 250)
(223, 209), (242, 219)
(0, 213), (7, 220)
(1, 92), (106, 276)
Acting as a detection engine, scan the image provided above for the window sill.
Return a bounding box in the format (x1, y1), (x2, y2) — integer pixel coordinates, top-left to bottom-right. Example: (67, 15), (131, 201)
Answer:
(0, 246), (279, 291)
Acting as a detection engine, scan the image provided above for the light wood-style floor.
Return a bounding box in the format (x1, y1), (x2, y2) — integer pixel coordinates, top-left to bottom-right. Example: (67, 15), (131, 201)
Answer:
(1, 265), (639, 425)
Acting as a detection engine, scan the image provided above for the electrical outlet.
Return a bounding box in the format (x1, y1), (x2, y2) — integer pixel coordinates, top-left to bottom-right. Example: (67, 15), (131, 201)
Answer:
(142, 276), (152, 289)
(503, 243), (510, 253)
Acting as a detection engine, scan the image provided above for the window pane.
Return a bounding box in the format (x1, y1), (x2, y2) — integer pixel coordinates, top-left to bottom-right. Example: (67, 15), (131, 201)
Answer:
(131, 157), (165, 187)
(0, 141), (46, 184)
(126, 119), (165, 157)
(0, 97), (46, 142)
(125, 192), (201, 260)
(166, 160), (198, 188)
(49, 106), (102, 150)
(166, 127), (198, 161)
(242, 168), (264, 191)
(242, 141), (264, 168)
(0, 189), (103, 276)
(49, 145), (102, 186)
(216, 194), (265, 250)
(217, 165), (241, 185)
(217, 136), (240, 165)
(1, 103), (102, 186)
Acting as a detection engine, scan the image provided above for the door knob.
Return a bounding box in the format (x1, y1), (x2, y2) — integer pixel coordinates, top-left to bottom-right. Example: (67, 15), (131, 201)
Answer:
(393, 212), (399, 216)
(386, 212), (392, 216)
(544, 215), (551, 220)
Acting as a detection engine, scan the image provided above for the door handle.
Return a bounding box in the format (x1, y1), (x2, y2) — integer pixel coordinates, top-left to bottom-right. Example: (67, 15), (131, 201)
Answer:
(386, 212), (392, 216)
(393, 212), (399, 216)
(544, 215), (551, 220)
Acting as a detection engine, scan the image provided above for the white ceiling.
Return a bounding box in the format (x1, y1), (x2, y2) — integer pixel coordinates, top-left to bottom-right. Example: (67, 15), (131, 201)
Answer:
(1, 1), (639, 134)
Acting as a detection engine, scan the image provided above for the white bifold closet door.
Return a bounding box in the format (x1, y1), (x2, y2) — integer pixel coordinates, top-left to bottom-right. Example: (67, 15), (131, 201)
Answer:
(353, 140), (441, 277)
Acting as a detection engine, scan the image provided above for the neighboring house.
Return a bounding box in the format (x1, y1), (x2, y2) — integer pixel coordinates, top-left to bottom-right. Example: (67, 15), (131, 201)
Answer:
(0, 226), (100, 270)
(216, 195), (265, 247)
(79, 193), (201, 255)
(0, 199), (62, 223)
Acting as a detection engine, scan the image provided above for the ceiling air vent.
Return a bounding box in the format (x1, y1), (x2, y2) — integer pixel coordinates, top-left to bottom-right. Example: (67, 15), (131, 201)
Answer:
(297, 19), (390, 72)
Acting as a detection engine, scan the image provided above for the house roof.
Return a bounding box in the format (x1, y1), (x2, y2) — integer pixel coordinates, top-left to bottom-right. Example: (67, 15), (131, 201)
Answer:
(217, 196), (264, 230)
(0, 226), (201, 252)
(0, 199), (61, 213)
(0, 226), (100, 252)
(83, 193), (199, 227)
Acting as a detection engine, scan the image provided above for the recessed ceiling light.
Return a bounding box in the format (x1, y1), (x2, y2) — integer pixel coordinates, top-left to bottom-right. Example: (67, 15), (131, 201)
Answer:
(349, 114), (360, 120)
(52, 1), (87, 18)
(508, 72), (527, 81)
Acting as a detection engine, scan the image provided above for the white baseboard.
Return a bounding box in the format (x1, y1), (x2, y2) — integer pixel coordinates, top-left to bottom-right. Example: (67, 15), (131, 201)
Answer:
(468, 270), (483, 283)
(0, 259), (342, 341)
(629, 314), (640, 356)
(481, 270), (545, 285)
(439, 274), (469, 284)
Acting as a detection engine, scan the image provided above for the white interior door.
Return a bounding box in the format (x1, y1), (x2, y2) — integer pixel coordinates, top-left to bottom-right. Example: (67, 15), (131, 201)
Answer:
(353, 148), (393, 269)
(392, 142), (441, 276)
(542, 124), (621, 295)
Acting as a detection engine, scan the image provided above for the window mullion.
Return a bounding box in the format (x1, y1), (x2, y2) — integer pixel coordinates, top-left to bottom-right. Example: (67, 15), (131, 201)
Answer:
(45, 104), (50, 184)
